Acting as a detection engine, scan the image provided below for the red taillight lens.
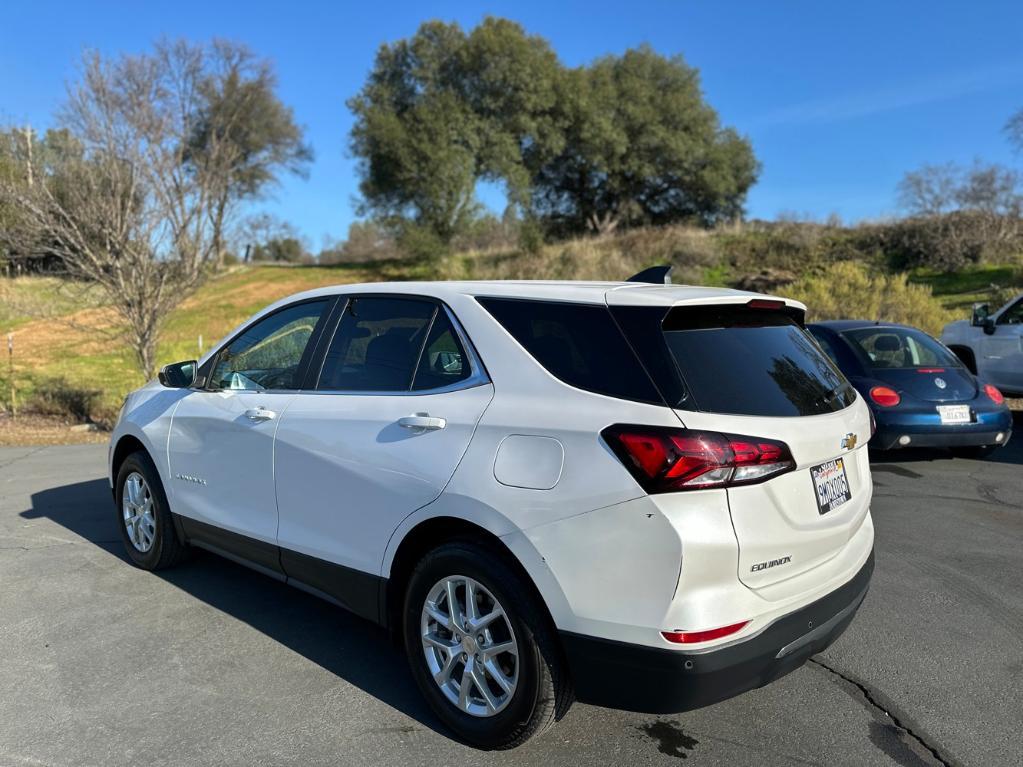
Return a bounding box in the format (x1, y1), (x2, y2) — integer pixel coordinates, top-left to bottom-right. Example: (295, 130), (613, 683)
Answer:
(602, 425), (796, 493)
(984, 383), (1005, 405)
(869, 386), (901, 407)
(662, 620), (750, 644)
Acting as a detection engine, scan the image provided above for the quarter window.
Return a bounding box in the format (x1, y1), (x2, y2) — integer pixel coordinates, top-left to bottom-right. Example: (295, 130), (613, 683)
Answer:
(412, 310), (472, 390)
(210, 300), (328, 391)
(478, 297), (662, 404)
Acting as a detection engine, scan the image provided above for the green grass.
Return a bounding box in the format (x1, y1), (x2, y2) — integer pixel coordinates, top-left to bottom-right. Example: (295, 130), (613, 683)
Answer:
(3, 230), (1022, 423)
(909, 265), (1022, 313)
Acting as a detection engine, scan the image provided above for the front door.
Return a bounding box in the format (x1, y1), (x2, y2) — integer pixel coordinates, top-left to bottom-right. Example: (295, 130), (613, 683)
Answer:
(980, 298), (1023, 393)
(274, 296), (493, 614)
(168, 298), (331, 566)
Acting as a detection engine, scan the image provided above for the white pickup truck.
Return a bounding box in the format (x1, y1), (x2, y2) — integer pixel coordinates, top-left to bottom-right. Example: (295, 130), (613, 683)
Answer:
(941, 294), (1023, 397)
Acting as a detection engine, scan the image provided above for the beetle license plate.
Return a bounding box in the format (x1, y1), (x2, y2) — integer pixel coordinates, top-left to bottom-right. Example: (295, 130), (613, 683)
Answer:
(811, 458), (851, 515)
(936, 404), (971, 424)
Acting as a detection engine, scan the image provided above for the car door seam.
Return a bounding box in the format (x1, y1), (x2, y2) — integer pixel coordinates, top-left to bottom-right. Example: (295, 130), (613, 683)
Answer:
(376, 383), (497, 579)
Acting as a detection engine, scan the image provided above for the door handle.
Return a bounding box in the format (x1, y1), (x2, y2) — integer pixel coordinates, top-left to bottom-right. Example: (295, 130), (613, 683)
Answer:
(398, 413), (446, 431)
(244, 406), (277, 422)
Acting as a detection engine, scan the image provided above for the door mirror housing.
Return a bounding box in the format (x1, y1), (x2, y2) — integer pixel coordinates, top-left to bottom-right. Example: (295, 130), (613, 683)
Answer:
(982, 317), (997, 335)
(971, 303), (990, 327)
(158, 360), (197, 388)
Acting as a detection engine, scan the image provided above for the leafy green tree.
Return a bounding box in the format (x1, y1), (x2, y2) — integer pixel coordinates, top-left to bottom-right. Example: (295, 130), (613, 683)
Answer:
(348, 18), (562, 247)
(532, 47), (759, 235)
(251, 236), (308, 263)
(185, 40), (312, 265)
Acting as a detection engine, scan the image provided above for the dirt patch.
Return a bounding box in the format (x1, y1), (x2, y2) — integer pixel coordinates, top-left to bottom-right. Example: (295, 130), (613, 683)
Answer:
(0, 413), (109, 446)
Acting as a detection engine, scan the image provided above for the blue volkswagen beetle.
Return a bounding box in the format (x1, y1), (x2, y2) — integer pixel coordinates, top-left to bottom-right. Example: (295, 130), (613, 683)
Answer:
(807, 321), (1013, 457)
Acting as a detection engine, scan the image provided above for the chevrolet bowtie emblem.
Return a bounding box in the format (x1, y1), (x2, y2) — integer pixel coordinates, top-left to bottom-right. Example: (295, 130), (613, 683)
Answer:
(841, 433), (858, 450)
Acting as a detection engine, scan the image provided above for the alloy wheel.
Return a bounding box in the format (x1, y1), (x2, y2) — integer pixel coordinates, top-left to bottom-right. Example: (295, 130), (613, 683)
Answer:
(420, 575), (519, 717)
(122, 471), (156, 553)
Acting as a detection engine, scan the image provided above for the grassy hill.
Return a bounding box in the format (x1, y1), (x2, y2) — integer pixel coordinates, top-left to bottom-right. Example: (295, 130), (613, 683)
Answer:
(1, 222), (1021, 424)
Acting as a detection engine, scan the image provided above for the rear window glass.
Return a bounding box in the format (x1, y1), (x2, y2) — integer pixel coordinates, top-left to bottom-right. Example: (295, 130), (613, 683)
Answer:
(477, 297), (662, 404)
(840, 327), (962, 370)
(661, 306), (855, 417)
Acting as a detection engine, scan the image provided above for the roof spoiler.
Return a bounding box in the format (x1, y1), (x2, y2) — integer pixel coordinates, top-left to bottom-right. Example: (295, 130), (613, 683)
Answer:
(626, 265), (672, 285)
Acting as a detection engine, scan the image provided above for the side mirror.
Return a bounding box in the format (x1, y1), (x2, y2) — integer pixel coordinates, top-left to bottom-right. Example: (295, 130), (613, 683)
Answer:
(158, 360), (197, 388)
(982, 317), (996, 336)
(971, 303), (990, 327)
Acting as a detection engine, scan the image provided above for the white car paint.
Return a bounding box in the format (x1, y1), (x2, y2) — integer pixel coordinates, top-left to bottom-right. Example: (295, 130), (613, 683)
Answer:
(111, 279), (874, 655)
(941, 293), (1023, 396)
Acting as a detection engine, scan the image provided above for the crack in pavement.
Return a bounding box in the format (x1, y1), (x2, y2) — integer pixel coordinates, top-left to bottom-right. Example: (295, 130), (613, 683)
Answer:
(0, 447), (46, 472)
(810, 658), (955, 767)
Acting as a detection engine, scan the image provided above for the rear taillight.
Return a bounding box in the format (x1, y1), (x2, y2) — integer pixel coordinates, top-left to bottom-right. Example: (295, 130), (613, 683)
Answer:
(661, 620), (749, 644)
(984, 383), (1005, 405)
(869, 386), (901, 407)
(601, 425), (796, 493)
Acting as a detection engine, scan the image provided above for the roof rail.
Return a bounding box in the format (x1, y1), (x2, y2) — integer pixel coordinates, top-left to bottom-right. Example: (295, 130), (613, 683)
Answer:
(626, 265), (672, 285)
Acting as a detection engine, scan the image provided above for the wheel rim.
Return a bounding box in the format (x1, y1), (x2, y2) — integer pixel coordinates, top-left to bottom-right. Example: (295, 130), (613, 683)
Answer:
(420, 575), (519, 717)
(122, 472), (156, 553)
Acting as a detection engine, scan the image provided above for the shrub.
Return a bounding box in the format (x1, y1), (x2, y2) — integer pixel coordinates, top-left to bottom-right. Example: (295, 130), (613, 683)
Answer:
(30, 378), (101, 422)
(784, 261), (955, 336)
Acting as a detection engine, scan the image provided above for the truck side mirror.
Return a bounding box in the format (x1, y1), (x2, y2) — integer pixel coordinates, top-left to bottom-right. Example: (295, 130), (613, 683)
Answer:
(971, 304), (990, 327)
(982, 317), (996, 335)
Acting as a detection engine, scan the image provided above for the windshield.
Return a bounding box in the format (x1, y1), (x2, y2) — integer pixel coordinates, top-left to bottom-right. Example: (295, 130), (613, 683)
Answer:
(659, 306), (856, 417)
(840, 327), (962, 370)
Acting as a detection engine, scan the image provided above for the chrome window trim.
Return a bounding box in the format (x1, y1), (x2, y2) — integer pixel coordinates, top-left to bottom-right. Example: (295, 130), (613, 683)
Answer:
(312, 299), (491, 397)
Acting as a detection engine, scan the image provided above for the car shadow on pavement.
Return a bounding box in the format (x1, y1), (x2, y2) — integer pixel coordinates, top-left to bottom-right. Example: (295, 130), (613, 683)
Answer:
(21, 477), (451, 741)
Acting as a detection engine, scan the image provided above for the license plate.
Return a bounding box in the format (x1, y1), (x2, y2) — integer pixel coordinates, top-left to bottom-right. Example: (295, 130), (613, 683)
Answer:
(811, 458), (851, 515)
(936, 404), (971, 425)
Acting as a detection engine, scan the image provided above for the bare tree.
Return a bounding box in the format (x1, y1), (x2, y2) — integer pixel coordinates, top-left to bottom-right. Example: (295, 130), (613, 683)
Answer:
(185, 41), (312, 266)
(896, 163), (961, 216)
(0, 40), (302, 379)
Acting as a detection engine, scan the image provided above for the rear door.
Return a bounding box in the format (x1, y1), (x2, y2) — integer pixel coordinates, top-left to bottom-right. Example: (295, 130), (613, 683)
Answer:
(612, 300), (872, 592)
(273, 296), (493, 608)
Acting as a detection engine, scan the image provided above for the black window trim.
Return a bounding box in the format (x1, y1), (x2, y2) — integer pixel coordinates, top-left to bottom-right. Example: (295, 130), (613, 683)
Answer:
(196, 295), (340, 394)
(308, 292), (491, 396)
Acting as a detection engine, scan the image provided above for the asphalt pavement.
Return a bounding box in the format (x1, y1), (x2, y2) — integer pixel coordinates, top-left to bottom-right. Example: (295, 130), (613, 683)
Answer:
(0, 420), (1020, 766)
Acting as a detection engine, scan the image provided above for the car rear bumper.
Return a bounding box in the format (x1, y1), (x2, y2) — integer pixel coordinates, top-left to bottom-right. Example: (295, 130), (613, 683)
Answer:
(872, 407), (1013, 450)
(559, 550), (874, 714)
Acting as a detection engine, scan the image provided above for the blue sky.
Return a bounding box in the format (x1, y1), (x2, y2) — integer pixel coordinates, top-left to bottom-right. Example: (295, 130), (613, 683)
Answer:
(3, 1), (1023, 247)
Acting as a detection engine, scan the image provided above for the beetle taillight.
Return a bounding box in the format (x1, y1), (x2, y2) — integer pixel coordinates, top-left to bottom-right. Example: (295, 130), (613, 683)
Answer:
(984, 384), (1005, 405)
(602, 425), (796, 493)
(869, 386), (901, 407)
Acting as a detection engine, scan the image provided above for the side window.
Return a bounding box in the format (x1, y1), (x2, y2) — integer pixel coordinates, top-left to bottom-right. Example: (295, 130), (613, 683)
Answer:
(996, 298), (1023, 325)
(412, 310), (472, 390)
(317, 297), (436, 391)
(478, 297), (662, 404)
(210, 300), (328, 391)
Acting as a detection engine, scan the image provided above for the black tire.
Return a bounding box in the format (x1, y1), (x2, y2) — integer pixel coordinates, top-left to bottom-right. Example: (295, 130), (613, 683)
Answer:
(951, 445), (998, 460)
(402, 541), (572, 749)
(114, 450), (189, 570)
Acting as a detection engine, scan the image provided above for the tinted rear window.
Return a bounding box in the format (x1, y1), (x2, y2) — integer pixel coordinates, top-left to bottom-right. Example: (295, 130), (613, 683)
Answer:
(659, 306), (855, 417)
(478, 297), (662, 404)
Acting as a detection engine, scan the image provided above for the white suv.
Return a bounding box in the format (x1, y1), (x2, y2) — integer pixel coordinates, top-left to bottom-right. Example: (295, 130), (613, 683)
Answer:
(109, 279), (875, 749)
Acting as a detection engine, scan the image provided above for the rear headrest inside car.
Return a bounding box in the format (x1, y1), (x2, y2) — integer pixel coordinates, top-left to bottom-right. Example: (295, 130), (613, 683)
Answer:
(873, 335), (901, 352)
